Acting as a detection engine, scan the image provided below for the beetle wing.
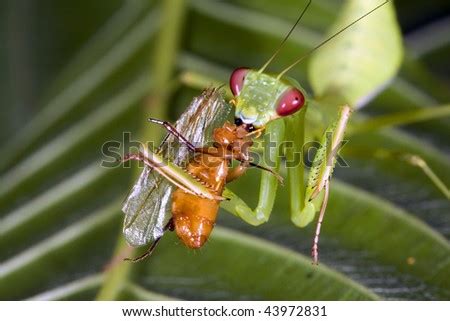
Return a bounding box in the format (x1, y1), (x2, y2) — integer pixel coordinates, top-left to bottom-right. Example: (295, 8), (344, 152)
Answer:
(122, 88), (231, 246)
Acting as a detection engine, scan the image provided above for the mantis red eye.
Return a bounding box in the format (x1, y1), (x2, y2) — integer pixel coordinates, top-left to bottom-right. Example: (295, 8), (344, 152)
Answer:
(230, 68), (249, 96)
(276, 88), (305, 116)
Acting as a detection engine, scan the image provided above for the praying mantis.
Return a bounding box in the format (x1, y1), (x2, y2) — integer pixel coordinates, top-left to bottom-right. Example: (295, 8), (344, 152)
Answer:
(122, 0), (449, 264)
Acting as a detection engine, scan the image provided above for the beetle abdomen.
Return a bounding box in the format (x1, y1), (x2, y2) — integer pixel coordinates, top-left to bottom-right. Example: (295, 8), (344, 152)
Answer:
(172, 190), (218, 248)
(171, 153), (227, 249)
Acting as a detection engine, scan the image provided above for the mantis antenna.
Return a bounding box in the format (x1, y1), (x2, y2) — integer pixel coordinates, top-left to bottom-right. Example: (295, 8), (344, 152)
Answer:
(277, 0), (390, 79)
(258, 0), (312, 73)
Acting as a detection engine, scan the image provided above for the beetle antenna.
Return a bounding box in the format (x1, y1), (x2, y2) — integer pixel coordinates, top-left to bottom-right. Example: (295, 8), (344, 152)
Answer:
(277, 0), (389, 79)
(258, 0), (312, 73)
(248, 161), (284, 185)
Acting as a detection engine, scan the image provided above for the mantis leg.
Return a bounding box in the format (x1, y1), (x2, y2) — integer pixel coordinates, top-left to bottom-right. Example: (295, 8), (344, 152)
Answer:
(221, 119), (285, 226)
(285, 107), (308, 225)
(287, 105), (352, 263)
(311, 180), (329, 265)
(289, 104), (352, 226)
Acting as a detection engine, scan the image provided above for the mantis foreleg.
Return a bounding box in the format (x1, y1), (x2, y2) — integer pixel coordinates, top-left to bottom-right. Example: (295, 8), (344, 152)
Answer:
(290, 104), (352, 225)
(221, 119), (285, 225)
(289, 105), (352, 263)
(311, 179), (330, 264)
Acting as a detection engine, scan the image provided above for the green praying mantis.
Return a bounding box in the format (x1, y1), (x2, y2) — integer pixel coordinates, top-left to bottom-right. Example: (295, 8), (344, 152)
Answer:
(122, 0), (449, 264)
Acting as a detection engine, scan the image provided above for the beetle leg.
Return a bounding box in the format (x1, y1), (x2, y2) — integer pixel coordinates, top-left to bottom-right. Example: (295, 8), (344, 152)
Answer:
(122, 151), (224, 201)
(148, 117), (196, 152)
(226, 161), (284, 184)
(226, 163), (248, 183)
(124, 235), (162, 263)
(124, 219), (174, 262)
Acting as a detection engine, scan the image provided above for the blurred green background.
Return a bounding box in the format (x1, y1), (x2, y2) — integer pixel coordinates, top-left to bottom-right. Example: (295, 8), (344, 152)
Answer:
(0, 0), (449, 300)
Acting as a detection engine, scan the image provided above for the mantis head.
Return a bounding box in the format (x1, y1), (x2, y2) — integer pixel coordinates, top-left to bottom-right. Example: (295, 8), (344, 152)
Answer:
(227, 0), (390, 129)
(230, 68), (307, 128)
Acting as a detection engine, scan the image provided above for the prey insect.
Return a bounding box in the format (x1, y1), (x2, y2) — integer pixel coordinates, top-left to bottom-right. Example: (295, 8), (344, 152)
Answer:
(122, 88), (282, 261)
(122, 0), (400, 264)
(122, 88), (230, 261)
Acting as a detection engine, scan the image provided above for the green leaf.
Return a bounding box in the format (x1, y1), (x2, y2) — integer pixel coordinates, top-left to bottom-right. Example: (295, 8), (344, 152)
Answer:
(329, 181), (449, 290)
(308, 0), (404, 107)
(27, 274), (104, 300)
(0, 203), (121, 300)
(0, 9), (159, 174)
(135, 227), (378, 300)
